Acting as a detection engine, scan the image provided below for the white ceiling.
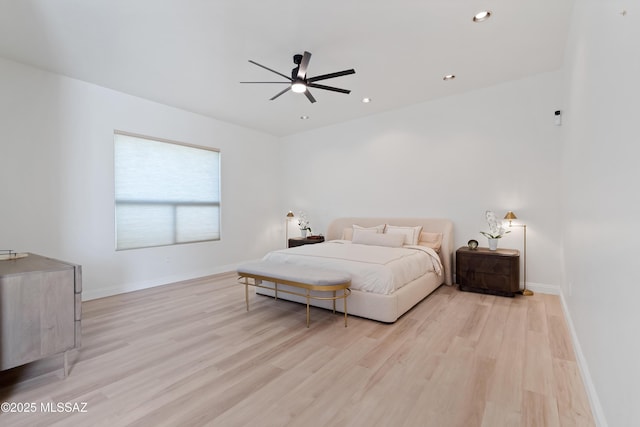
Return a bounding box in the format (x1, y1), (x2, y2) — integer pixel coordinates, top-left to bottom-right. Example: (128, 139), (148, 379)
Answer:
(0, 0), (575, 137)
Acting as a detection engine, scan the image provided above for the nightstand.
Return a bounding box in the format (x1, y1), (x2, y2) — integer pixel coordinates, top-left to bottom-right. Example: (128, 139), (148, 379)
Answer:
(456, 247), (520, 297)
(288, 236), (325, 248)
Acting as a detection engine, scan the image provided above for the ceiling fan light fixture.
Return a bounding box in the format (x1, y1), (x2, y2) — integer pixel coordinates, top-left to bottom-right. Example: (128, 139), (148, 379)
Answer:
(291, 81), (307, 93)
(473, 10), (492, 22)
(242, 51), (355, 103)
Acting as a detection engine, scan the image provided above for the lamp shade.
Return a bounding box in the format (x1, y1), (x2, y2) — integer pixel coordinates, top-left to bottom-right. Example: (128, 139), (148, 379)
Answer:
(286, 211), (295, 218)
(504, 211), (517, 221)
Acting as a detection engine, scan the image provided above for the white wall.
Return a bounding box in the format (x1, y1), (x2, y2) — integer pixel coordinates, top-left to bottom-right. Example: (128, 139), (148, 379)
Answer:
(0, 57), (282, 300)
(281, 71), (565, 290)
(561, 2), (640, 426)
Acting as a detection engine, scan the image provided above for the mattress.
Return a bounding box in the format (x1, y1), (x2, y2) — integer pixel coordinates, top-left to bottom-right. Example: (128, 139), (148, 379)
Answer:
(262, 240), (442, 295)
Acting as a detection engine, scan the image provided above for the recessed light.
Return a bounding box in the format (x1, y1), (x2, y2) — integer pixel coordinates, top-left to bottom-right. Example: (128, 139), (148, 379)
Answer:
(361, 97), (372, 103)
(473, 10), (492, 22)
(300, 115), (309, 120)
(443, 74), (456, 81)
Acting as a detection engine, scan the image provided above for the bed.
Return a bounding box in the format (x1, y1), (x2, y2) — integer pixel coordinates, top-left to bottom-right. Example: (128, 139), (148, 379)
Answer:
(255, 217), (454, 323)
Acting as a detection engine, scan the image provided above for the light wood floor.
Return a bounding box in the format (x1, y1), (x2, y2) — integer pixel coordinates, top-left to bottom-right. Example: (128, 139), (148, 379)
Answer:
(0, 273), (594, 426)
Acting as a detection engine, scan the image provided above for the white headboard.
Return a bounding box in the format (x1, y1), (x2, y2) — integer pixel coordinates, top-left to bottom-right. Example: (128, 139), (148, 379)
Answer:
(326, 217), (454, 286)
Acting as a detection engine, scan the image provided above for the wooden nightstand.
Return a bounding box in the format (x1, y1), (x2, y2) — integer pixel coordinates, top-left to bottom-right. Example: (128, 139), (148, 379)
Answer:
(288, 236), (325, 248)
(456, 247), (520, 297)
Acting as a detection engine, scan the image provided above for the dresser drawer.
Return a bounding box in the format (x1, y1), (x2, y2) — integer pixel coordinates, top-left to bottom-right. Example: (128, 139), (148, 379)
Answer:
(459, 255), (513, 275)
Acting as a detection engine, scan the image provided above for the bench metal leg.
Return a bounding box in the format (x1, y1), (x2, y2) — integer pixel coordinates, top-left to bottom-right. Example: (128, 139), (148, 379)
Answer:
(306, 289), (310, 328)
(332, 290), (336, 313)
(344, 289), (348, 327)
(245, 281), (249, 311)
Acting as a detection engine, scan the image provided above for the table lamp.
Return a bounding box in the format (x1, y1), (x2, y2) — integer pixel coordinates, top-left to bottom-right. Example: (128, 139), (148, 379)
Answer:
(285, 211), (295, 246)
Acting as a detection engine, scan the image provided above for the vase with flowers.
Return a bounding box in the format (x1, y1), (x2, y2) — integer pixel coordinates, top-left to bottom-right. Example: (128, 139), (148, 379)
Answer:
(297, 212), (312, 237)
(480, 210), (510, 250)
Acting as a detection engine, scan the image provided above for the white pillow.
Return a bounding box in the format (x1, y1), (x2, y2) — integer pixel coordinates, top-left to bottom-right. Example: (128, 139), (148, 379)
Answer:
(351, 228), (381, 242)
(385, 225), (423, 245)
(342, 224), (385, 240)
(352, 230), (405, 247)
(354, 224), (385, 233)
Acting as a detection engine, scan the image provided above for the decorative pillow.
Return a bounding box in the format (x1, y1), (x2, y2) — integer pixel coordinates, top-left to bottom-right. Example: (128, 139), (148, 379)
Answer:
(418, 231), (443, 253)
(351, 227), (383, 243)
(354, 224), (385, 233)
(341, 227), (353, 240)
(385, 225), (423, 245)
(341, 224), (385, 240)
(352, 230), (405, 247)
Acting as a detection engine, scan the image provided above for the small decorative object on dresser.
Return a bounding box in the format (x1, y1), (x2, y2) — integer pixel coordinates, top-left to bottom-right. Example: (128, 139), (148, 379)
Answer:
(480, 210), (510, 250)
(467, 239), (479, 250)
(297, 211), (312, 237)
(456, 246), (520, 297)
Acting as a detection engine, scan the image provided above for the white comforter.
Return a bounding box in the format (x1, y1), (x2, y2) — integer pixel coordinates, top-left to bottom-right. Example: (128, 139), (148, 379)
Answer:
(262, 240), (443, 295)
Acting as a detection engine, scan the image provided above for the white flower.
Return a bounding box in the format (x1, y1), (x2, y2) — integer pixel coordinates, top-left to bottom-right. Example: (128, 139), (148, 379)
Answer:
(480, 210), (510, 239)
(297, 211), (311, 232)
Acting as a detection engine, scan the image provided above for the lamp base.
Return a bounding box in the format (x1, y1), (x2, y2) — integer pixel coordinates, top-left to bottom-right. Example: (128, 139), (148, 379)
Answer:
(521, 289), (534, 296)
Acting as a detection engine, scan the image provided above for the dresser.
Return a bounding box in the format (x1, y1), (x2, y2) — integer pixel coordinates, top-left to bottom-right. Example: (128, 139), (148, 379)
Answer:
(288, 236), (325, 248)
(456, 247), (519, 297)
(0, 254), (82, 376)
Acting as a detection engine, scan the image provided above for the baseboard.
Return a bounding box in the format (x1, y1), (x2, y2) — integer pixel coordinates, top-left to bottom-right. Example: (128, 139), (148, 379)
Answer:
(558, 292), (608, 427)
(82, 263), (239, 301)
(526, 281), (561, 295)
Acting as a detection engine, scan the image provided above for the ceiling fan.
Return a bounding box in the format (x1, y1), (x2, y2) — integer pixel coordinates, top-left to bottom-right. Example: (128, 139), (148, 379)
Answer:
(241, 51), (355, 103)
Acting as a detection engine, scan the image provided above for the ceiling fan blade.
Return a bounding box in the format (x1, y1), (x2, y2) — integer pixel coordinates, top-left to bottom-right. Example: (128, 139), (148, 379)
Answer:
(307, 83), (351, 94)
(270, 86), (292, 100)
(307, 69), (355, 83)
(304, 89), (317, 103)
(248, 60), (292, 81)
(240, 81), (291, 84)
(297, 51), (312, 79)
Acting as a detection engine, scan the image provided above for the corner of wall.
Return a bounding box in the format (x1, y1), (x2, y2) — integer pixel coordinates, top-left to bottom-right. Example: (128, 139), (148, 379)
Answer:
(558, 290), (608, 427)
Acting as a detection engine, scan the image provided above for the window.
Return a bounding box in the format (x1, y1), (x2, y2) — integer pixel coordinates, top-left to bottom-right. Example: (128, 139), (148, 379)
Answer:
(114, 131), (220, 250)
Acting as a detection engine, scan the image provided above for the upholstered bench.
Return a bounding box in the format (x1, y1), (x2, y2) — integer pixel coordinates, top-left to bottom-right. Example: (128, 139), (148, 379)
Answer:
(237, 261), (351, 327)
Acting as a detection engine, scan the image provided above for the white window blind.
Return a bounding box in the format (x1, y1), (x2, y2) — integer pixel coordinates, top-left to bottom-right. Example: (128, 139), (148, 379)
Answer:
(114, 132), (220, 250)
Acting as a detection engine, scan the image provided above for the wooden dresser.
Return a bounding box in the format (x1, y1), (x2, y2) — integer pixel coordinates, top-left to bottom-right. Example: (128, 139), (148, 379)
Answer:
(456, 247), (520, 297)
(0, 253), (82, 376)
(288, 236), (325, 248)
